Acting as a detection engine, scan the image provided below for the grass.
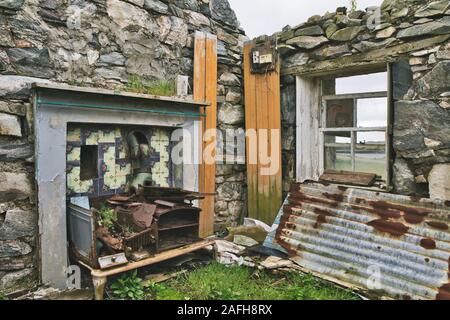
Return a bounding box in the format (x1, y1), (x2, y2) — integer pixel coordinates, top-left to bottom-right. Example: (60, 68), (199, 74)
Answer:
(124, 75), (176, 96)
(144, 263), (359, 301)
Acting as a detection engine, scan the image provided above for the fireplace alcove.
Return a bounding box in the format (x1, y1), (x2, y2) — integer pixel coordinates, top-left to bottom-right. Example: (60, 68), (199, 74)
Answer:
(33, 83), (208, 289)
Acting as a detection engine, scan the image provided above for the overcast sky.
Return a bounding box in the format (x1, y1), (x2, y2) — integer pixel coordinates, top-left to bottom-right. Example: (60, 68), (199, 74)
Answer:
(228, 0), (384, 38)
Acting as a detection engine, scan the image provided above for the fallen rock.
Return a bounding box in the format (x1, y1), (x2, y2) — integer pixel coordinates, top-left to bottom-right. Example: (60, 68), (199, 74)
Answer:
(214, 240), (245, 255)
(260, 256), (294, 270)
(243, 218), (272, 233)
(215, 251), (256, 267)
(224, 225), (268, 243)
(233, 235), (259, 247)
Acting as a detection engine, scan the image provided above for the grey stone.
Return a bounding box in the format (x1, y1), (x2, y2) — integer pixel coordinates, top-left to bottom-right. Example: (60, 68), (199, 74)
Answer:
(428, 164), (450, 200)
(281, 84), (296, 125)
(175, 0), (199, 11)
(414, 18), (434, 24)
(156, 15), (188, 46)
(391, 7), (409, 19)
(0, 209), (35, 240)
(233, 234), (258, 247)
(143, 0), (168, 14)
(107, 0), (155, 30)
(352, 38), (397, 52)
(0, 0), (24, 10)
(310, 44), (351, 60)
(219, 72), (240, 86)
(0, 75), (50, 99)
(0, 268), (34, 293)
(0, 255), (33, 271)
(0, 172), (32, 202)
(0, 19), (14, 47)
(216, 182), (243, 201)
(325, 23), (339, 38)
(0, 143), (33, 162)
(286, 35), (328, 50)
(0, 113), (21, 137)
(397, 16), (450, 39)
(0, 101), (26, 116)
(283, 52), (309, 69)
(415, 0), (450, 18)
(436, 50), (450, 59)
(392, 158), (420, 196)
(394, 100), (450, 154)
(0, 240), (32, 258)
(210, 0), (239, 27)
(185, 10), (211, 27)
(417, 61), (450, 98)
(6, 48), (54, 79)
(94, 67), (126, 81)
(330, 26), (365, 41)
(218, 103), (244, 125)
(225, 90), (241, 104)
(98, 52), (126, 66)
(335, 15), (362, 27)
(294, 25), (324, 36)
(376, 26), (396, 38)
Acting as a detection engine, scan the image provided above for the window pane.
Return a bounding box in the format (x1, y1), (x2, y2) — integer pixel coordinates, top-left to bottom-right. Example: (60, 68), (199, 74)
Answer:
(326, 99), (354, 128)
(324, 133), (351, 172)
(355, 132), (386, 180)
(335, 72), (387, 94)
(357, 97), (388, 128)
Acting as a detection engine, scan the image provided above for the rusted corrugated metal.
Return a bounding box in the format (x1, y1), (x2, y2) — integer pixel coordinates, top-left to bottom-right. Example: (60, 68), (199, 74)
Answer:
(274, 182), (450, 300)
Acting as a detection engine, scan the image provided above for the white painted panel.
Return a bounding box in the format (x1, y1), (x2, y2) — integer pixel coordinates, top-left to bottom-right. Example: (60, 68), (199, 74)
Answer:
(296, 76), (321, 182)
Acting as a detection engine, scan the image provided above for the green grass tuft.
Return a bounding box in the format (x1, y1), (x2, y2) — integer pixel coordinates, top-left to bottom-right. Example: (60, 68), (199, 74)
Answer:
(146, 262), (359, 301)
(125, 75), (176, 97)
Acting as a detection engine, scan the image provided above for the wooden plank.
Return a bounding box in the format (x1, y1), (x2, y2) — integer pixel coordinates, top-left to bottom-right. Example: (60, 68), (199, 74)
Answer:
(201, 33), (217, 237)
(267, 62), (282, 221)
(255, 72), (270, 223)
(296, 76), (321, 182)
(89, 240), (215, 278)
(243, 42), (258, 220)
(194, 32), (208, 237)
(319, 171), (377, 187)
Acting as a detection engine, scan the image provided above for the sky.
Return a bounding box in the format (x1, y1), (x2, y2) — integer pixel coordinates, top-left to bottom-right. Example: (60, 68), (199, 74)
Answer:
(226, 1), (388, 143)
(228, 0), (384, 38)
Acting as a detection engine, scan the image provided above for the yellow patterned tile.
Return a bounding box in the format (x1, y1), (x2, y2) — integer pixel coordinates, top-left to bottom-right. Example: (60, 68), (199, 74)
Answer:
(67, 167), (93, 193)
(98, 130), (116, 143)
(67, 147), (81, 162)
(67, 127), (81, 142)
(85, 131), (99, 145)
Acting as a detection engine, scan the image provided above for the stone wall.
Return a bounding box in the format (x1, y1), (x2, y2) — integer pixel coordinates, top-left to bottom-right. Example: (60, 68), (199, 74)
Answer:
(270, 0), (450, 198)
(0, 0), (246, 294)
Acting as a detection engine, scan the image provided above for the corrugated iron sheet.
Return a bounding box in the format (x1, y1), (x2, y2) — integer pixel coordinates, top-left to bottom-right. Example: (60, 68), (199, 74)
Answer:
(273, 182), (450, 300)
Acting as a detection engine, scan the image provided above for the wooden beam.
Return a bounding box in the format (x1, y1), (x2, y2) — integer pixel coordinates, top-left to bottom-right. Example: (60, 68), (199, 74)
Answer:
(194, 31), (217, 237)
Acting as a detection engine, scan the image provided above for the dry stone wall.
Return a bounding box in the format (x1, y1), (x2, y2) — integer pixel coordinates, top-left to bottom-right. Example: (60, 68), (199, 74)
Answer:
(0, 0), (246, 294)
(270, 0), (450, 198)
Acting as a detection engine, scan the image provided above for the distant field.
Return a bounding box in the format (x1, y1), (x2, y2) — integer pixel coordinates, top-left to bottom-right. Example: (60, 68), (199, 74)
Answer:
(335, 154), (386, 179)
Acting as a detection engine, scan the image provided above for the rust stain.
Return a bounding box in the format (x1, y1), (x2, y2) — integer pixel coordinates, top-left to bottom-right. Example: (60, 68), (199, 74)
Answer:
(369, 200), (429, 224)
(436, 283), (450, 300)
(420, 238), (437, 250)
(367, 219), (409, 237)
(426, 221), (449, 231)
(323, 192), (344, 203)
(313, 208), (334, 229)
(290, 191), (339, 208)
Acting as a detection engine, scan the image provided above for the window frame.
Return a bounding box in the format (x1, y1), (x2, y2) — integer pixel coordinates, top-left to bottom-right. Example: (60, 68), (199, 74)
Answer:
(318, 73), (392, 191)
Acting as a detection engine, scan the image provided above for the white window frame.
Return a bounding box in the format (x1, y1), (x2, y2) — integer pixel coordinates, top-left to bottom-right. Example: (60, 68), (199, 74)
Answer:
(320, 91), (390, 185)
